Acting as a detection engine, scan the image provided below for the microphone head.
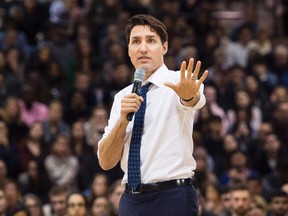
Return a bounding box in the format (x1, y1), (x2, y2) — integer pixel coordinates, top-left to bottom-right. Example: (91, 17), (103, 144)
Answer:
(134, 68), (145, 82)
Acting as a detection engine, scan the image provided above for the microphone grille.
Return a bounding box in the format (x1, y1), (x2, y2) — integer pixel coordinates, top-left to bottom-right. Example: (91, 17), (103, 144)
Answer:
(134, 68), (145, 82)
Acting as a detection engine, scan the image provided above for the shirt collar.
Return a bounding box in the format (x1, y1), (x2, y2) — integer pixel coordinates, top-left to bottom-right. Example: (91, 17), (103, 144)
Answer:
(144, 64), (169, 87)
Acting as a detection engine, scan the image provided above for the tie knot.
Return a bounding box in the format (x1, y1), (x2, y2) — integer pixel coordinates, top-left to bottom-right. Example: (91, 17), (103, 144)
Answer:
(140, 82), (152, 96)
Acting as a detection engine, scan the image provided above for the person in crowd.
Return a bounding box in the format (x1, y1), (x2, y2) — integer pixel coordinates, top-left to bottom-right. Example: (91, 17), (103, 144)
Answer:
(90, 196), (112, 216)
(44, 134), (79, 191)
(0, 120), (20, 178)
(18, 121), (47, 172)
(98, 14), (208, 216)
(229, 183), (252, 216)
(271, 101), (288, 149)
(107, 180), (124, 216)
(262, 157), (288, 197)
(65, 192), (88, 216)
(84, 105), (109, 147)
(23, 193), (44, 216)
(246, 194), (268, 216)
(64, 72), (96, 124)
(2, 178), (23, 215)
(42, 185), (70, 216)
(69, 119), (91, 164)
(83, 173), (109, 204)
(0, 96), (29, 146)
(219, 186), (232, 216)
(18, 84), (49, 127)
(220, 150), (258, 186)
(42, 100), (70, 145)
(266, 190), (288, 216)
(192, 146), (218, 194)
(18, 159), (51, 203)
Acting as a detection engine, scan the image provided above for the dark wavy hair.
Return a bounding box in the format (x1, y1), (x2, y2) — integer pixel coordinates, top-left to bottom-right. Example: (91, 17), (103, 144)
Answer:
(125, 14), (168, 45)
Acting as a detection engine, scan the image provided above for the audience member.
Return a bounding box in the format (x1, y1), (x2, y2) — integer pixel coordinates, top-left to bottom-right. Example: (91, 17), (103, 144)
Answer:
(229, 183), (252, 216)
(65, 192), (88, 216)
(18, 84), (48, 127)
(266, 190), (288, 216)
(2, 178), (23, 215)
(44, 134), (79, 191)
(23, 193), (44, 216)
(83, 106), (108, 147)
(90, 196), (112, 216)
(43, 100), (70, 145)
(42, 185), (69, 216)
(84, 173), (109, 204)
(107, 180), (124, 216)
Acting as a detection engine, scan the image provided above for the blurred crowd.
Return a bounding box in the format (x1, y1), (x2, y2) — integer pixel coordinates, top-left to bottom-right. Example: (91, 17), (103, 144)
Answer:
(0, 0), (288, 215)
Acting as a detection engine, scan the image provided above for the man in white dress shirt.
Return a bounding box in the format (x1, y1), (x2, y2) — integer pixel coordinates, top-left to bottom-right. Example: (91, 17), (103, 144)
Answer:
(98, 14), (208, 216)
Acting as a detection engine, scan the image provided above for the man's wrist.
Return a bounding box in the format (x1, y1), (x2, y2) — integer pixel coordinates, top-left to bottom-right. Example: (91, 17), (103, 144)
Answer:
(181, 95), (194, 102)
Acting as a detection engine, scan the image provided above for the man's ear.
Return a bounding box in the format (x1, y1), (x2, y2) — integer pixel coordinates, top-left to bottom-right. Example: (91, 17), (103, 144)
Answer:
(162, 42), (168, 55)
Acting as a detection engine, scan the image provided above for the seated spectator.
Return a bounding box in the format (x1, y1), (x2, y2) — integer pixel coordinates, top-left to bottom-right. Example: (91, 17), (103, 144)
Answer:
(23, 193), (44, 216)
(83, 105), (108, 147)
(108, 179), (124, 216)
(83, 173), (109, 204)
(192, 146), (218, 194)
(271, 101), (288, 149)
(18, 121), (48, 172)
(220, 150), (258, 186)
(18, 160), (51, 203)
(44, 134), (79, 191)
(246, 194), (268, 216)
(70, 119), (92, 164)
(90, 196), (113, 216)
(66, 192), (88, 216)
(229, 183), (252, 216)
(0, 96), (29, 146)
(262, 157), (288, 197)
(42, 185), (70, 216)
(43, 100), (70, 145)
(252, 133), (287, 177)
(2, 178), (23, 215)
(219, 186), (232, 216)
(0, 120), (20, 178)
(227, 89), (262, 140)
(18, 84), (48, 127)
(266, 190), (288, 216)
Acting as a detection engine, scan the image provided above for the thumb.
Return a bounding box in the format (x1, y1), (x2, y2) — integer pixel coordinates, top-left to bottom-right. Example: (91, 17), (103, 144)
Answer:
(164, 82), (177, 91)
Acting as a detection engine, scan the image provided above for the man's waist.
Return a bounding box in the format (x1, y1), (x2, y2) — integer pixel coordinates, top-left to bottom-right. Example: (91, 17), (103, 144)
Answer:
(125, 178), (193, 194)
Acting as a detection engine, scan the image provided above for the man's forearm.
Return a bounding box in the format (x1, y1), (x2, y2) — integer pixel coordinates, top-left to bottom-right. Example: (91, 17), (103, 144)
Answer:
(98, 118), (129, 170)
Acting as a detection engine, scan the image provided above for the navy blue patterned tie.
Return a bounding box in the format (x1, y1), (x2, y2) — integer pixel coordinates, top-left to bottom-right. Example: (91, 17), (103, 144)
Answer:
(128, 82), (152, 191)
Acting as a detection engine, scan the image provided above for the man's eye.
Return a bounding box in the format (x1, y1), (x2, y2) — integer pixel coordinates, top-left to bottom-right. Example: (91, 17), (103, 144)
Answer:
(148, 39), (155, 43)
(132, 40), (139, 44)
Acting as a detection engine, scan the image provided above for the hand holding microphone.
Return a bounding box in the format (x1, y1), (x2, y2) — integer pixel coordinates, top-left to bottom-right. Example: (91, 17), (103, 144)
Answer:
(126, 68), (145, 121)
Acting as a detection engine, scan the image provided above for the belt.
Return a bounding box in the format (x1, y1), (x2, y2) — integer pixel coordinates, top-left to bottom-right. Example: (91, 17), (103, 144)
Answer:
(125, 178), (192, 194)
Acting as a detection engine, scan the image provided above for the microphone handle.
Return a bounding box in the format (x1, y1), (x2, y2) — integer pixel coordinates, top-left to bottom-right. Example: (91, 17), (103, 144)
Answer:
(127, 81), (142, 121)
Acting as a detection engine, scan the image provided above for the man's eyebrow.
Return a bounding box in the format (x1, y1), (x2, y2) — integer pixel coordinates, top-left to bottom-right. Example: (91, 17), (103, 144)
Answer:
(131, 35), (157, 39)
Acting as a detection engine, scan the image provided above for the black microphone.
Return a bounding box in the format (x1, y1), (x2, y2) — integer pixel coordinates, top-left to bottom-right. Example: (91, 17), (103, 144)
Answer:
(126, 68), (146, 121)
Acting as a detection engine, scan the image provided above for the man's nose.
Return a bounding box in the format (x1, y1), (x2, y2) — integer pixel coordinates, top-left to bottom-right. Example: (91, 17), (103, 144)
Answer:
(140, 41), (148, 52)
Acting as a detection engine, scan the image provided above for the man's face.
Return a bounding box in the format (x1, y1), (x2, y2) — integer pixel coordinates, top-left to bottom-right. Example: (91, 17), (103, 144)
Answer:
(128, 25), (168, 75)
(51, 194), (67, 216)
(230, 190), (251, 216)
(269, 197), (288, 216)
(66, 194), (87, 216)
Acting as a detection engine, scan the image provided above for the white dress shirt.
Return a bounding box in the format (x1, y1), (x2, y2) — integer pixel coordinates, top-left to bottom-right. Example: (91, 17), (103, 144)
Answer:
(98, 64), (206, 184)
